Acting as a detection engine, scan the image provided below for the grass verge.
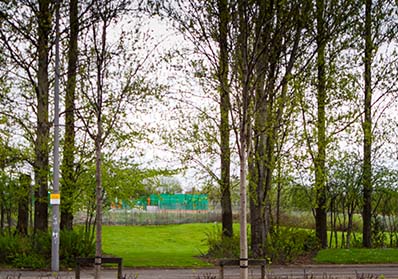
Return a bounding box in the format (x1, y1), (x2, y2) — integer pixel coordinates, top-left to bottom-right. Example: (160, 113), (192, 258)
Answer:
(103, 223), (398, 267)
(315, 248), (398, 264)
(102, 223), (214, 267)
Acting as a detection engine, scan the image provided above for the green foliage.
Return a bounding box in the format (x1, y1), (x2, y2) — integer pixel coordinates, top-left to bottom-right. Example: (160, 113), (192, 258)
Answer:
(12, 254), (46, 269)
(371, 216), (387, 248)
(0, 233), (47, 268)
(266, 228), (319, 264)
(204, 225), (240, 259)
(0, 234), (30, 264)
(60, 229), (95, 267)
(31, 232), (51, 259)
(0, 229), (95, 268)
(204, 225), (319, 264)
(76, 157), (178, 211)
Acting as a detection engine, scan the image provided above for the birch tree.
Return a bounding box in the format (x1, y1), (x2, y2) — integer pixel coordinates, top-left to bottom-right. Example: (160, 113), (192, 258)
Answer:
(248, 0), (304, 257)
(77, 1), (160, 277)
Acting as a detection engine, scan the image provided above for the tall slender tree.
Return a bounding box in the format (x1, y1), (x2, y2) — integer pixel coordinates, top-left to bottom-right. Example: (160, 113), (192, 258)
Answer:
(34, 0), (52, 233)
(217, 0), (233, 238)
(0, 1), (53, 232)
(236, 0), (250, 277)
(362, 0), (372, 248)
(78, 1), (153, 276)
(61, 0), (79, 231)
(314, 0), (328, 248)
(248, 0), (303, 257)
(155, 0), (235, 237)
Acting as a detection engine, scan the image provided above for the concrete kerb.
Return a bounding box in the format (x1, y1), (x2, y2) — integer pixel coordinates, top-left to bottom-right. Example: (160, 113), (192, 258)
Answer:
(2, 264), (398, 279)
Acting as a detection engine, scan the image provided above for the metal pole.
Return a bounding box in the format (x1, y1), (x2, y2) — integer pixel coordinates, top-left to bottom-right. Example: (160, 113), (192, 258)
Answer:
(51, 0), (61, 272)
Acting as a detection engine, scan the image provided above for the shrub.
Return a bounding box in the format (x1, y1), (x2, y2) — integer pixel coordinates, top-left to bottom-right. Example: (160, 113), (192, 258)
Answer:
(0, 234), (33, 265)
(203, 225), (240, 259)
(31, 231), (51, 260)
(0, 229), (95, 269)
(60, 229), (95, 267)
(266, 227), (319, 264)
(12, 253), (46, 269)
(204, 225), (319, 264)
(372, 216), (387, 248)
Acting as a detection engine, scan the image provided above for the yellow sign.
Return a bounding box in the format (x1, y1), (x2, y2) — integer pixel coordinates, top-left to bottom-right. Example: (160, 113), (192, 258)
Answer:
(50, 193), (61, 205)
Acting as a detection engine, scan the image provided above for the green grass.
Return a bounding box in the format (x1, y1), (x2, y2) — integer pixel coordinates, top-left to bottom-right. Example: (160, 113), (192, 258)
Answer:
(315, 248), (398, 264)
(102, 223), (214, 267)
(102, 223), (398, 267)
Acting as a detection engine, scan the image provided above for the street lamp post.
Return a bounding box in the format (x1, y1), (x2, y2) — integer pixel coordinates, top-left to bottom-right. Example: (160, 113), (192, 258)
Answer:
(51, 0), (61, 272)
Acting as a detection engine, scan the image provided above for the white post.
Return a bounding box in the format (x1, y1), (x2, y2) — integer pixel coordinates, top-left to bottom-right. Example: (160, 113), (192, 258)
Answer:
(239, 121), (248, 279)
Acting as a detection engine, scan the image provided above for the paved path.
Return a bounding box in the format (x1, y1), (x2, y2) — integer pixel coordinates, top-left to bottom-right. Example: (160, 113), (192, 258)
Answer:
(1, 265), (398, 279)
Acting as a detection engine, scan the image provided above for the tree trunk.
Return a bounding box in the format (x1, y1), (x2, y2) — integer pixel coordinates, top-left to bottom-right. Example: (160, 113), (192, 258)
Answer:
(347, 211), (353, 248)
(0, 204), (3, 235)
(341, 198), (346, 248)
(249, 0), (272, 259)
(249, 92), (268, 258)
(95, 125), (103, 279)
(61, 0), (79, 231)
(315, 0), (328, 249)
(362, 0), (372, 249)
(217, 0), (233, 238)
(17, 174), (31, 236)
(34, 0), (51, 233)
(329, 198), (334, 248)
(94, 15), (108, 279)
(238, 0), (249, 277)
(276, 160), (282, 229)
(6, 203), (11, 236)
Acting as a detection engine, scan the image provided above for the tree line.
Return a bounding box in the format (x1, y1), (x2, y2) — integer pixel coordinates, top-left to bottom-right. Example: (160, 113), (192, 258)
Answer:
(0, 0), (398, 272)
(151, 0), (398, 261)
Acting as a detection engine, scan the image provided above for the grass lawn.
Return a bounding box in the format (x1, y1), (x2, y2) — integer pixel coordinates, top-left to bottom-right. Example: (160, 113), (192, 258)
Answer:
(315, 248), (398, 264)
(102, 223), (398, 267)
(102, 223), (214, 267)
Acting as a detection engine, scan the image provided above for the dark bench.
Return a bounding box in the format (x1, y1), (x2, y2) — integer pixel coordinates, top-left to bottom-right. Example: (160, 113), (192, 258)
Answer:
(217, 259), (267, 279)
(75, 257), (123, 279)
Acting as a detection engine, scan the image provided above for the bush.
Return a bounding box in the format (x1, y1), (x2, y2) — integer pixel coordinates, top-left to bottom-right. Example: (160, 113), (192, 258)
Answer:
(265, 227), (319, 264)
(372, 216), (387, 248)
(12, 253), (46, 269)
(0, 228), (95, 269)
(203, 225), (240, 259)
(0, 235), (31, 264)
(60, 229), (95, 267)
(32, 231), (52, 260)
(204, 225), (319, 264)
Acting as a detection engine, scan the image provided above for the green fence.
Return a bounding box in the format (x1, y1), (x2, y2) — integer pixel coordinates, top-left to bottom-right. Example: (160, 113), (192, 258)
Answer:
(114, 194), (209, 211)
(145, 194), (208, 210)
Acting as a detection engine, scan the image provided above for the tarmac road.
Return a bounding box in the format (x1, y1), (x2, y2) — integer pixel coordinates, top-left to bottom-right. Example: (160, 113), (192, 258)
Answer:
(1, 265), (398, 279)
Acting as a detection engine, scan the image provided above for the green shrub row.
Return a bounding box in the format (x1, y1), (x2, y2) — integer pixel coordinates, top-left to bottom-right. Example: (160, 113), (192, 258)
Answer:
(266, 228), (319, 263)
(204, 226), (319, 264)
(0, 229), (95, 268)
